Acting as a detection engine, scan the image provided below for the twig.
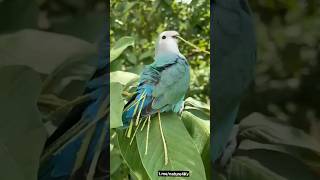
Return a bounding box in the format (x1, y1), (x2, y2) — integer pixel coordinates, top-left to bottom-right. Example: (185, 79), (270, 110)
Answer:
(177, 36), (210, 55)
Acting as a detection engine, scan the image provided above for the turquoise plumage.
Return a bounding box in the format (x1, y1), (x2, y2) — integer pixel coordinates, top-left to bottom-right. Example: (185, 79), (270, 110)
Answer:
(122, 31), (190, 127)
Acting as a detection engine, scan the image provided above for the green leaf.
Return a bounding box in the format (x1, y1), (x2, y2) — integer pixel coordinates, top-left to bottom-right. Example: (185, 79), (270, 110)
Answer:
(110, 71), (139, 86)
(181, 111), (209, 153)
(0, 65), (46, 180)
(39, 54), (98, 127)
(138, 49), (153, 61)
(110, 149), (122, 175)
(117, 130), (150, 180)
(0, 29), (96, 74)
(238, 113), (320, 174)
(233, 150), (319, 180)
(136, 112), (206, 180)
(201, 139), (211, 180)
(239, 140), (320, 172)
(111, 36), (135, 62)
(110, 58), (124, 72)
(184, 97), (210, 114)
(41, 53), (98, 99)
(0, 0), (39, 33)
(181, 110), (210, 179)
(110, 82), (124, 128)
(239, 113), (320, 152)
(126, 51), (138, 64)
(230, 157), (286, 180)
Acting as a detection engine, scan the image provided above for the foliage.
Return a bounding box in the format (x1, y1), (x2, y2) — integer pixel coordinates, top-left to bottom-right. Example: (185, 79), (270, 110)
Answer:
(0, 0), (106, 179)
(240, 0), (320, 134)
(213, 0), (320, 180)
(0, 66), (46, 180)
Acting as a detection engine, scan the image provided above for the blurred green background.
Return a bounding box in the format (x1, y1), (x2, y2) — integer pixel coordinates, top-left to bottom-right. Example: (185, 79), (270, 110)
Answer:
(213, 1), (320, 180)
(239, 0), (320, 140)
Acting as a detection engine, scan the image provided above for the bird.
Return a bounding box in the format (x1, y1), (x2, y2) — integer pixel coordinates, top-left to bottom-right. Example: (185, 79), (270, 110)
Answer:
(122, 30), (190, 127)
(121, 31), (190, 164)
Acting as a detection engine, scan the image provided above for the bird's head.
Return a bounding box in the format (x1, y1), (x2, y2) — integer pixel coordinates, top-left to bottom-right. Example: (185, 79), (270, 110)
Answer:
(155, 31), (180, 57)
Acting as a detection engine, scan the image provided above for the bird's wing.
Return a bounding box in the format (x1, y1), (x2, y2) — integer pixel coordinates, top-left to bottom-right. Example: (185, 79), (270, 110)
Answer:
(122, 53), (189, 126)
(151, 54), (190, 109)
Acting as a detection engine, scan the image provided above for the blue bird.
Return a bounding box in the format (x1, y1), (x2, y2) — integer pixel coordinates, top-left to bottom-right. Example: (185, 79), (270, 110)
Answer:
(122, 31), (190, 125)
(121, 31), (190, 164)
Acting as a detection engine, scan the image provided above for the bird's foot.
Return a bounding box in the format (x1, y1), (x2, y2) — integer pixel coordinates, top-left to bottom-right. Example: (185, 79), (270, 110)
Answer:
(178, 101), (185, 115)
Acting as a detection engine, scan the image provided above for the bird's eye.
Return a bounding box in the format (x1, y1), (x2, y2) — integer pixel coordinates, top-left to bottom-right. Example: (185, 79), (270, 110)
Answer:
(162, 36), (166, 39)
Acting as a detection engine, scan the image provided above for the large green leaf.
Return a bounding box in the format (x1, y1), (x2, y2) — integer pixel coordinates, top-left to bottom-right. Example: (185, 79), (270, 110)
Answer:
(239, 140), (320, 173)
(110, 82), (124, 128)
(110, 71), (139, 86)
(184, 97), (210, 114)
(0, 65), (46, 180)
(39, 54), (98, 128)
(238, 113), (320, 175)
(239, 113), (320, 152)
(201, 139), (211, 180)
(230, 157), (286, 180)
(0, 0), (38, 33)
(117, 130), (150, 180)
(181, 111), (209, 153)
(136, 112), (206, 180)
(181, 111), (210, 179)
(41, 53), (98, 99)
(234, 150), (319, 180)
(110, 131), (123, 176)
(0, 29), (96, 74)
(111, 36), (134, 62)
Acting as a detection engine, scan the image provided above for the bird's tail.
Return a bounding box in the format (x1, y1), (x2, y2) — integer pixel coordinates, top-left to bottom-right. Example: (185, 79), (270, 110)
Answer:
(121, 86), (154, 128)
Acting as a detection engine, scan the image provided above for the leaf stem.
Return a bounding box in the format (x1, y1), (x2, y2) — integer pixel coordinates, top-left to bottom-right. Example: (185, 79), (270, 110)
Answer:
(126, 120), (134, 138)
(177, 36), (210, 55)
(158, 112), (168, 165)
(135, 93), (146, 125)
(145, 115), (151, 155)
(140, 117), (148, 131)
(130, 119), (142, 145)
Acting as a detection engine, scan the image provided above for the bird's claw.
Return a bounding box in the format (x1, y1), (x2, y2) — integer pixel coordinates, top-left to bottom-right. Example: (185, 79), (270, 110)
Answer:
(178, 101), (185, 114)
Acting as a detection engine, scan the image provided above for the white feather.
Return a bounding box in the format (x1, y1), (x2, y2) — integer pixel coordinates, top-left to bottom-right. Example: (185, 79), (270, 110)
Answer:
(155, 31), (180, 57)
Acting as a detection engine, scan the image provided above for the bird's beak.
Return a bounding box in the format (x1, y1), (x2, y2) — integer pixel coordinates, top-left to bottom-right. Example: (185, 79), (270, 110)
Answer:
(173, 32), (180, 38)
(172, 31), (180, 39)
(173, 33), (180, 43)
